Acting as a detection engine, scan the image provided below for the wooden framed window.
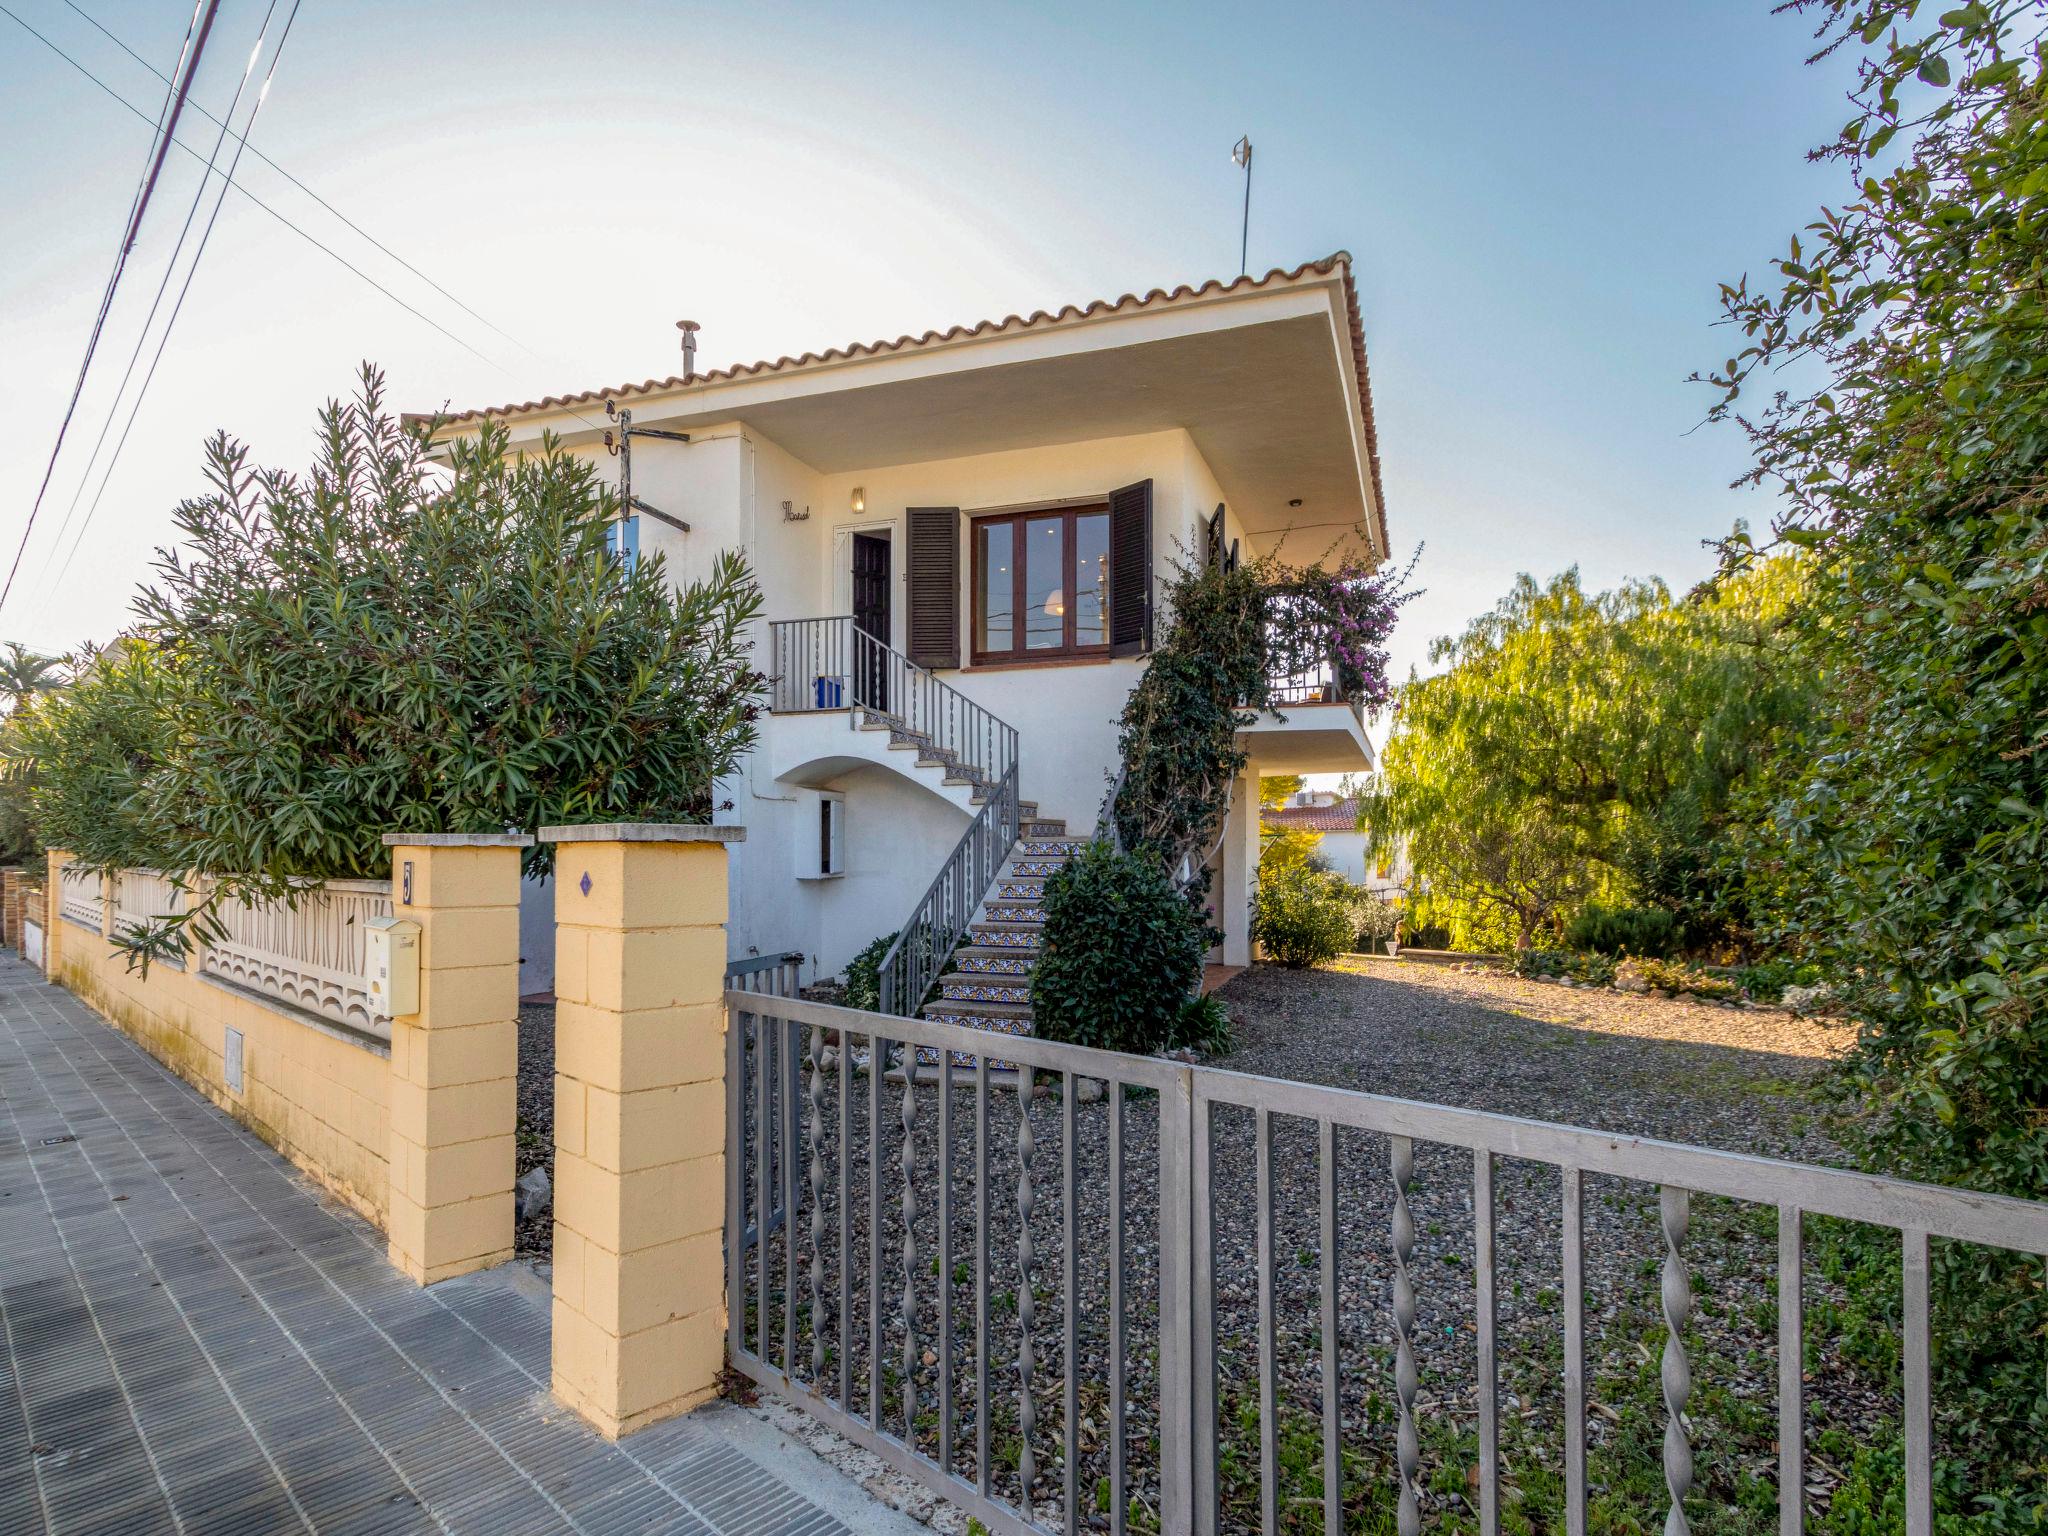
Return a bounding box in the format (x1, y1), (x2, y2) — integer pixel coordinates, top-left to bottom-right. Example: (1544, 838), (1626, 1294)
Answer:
(971, 505), (1112, 663)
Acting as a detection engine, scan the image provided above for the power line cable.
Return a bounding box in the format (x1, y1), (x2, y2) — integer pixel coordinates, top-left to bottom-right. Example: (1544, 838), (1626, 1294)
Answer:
(0, 0), (219, 619)
(2, 4), (508, 381)
(37, 0), (282, 582)
(5, 2), (613, 447)
(60, 0), (541, 363)
(48, 0), (306, 598)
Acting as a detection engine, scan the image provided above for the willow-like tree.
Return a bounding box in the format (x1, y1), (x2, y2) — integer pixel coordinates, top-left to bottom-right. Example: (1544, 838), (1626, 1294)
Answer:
(1365, 561), (1808, 950)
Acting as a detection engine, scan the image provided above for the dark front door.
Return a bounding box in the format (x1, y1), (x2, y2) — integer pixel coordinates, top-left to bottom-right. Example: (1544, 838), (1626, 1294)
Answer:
(851, 532), (891, 711)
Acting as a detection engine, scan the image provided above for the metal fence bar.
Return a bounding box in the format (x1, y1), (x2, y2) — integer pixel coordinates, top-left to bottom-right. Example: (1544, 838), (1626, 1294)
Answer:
(901, 1044), (919, 1439)
(1319, 1118), (1340, 1536)
(1476, 1149), (1499, 1536)
(1255, 1107), (1277, 1536)
(1391, 1134), (1420, 1536)
(1904, 1228), (1932, 1536)
(839, 1019), (853, 1410)
(1062, 1071), (1079, 1536)
(1564, 1166), (1587, 1536)
(1191, 1091), (1217, 1536)
(809, 1021), (827, 1387)
(977, 1055), (992, 1501)
(1779, 1204), (1803, 1536)
(1017, 1063), (1037, 1493)
(784, 1019), (800, 1379)
(1159, 1068), (1195, 1536)
(940, 1055), (956, 1477)
(756, 1017), (772, 1367)
(1109, 1086), (1128, 1536)
(869, 1029), (885, 1429)
(1660, 1187), (1693, 1536)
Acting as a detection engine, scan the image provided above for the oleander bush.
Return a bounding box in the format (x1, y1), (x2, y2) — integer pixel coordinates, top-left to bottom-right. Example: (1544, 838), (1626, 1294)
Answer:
(14, 367), (767, 963)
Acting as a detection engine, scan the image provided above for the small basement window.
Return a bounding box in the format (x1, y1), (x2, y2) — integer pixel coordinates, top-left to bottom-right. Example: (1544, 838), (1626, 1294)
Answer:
(796, 789), (845, 880)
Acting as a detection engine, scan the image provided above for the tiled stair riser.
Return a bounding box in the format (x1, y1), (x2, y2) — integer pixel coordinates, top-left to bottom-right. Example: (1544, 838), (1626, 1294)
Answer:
(969, 928), (1041, 950)
(955, 952), (1032, 976)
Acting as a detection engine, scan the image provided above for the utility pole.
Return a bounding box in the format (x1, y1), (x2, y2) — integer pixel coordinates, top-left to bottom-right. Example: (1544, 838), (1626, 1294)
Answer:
(1232, 135), (1254, 277)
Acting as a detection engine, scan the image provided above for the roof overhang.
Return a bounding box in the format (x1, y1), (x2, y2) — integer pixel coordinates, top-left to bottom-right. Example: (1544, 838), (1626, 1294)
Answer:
(423, 256), (1387, 562)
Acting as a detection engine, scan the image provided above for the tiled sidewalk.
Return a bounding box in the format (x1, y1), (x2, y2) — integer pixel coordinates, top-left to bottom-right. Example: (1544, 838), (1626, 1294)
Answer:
(0, 952), (911, 1536)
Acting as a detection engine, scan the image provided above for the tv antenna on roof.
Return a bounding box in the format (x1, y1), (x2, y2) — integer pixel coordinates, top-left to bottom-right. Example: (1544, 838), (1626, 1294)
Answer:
(1231, 135), (1253, 277)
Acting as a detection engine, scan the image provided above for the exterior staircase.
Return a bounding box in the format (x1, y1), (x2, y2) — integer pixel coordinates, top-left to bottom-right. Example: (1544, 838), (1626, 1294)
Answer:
(918, 813), (1087, 1049)
(856, 707), (1009, 805)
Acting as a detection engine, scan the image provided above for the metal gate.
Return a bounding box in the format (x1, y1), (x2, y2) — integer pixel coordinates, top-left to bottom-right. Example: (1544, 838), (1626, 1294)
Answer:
(724, 992), (2048, 1536)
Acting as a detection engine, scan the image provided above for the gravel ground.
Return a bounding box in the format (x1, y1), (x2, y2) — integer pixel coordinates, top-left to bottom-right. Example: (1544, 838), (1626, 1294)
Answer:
(739, 961), (1876, 1536)
(515, 999), (554, 1256)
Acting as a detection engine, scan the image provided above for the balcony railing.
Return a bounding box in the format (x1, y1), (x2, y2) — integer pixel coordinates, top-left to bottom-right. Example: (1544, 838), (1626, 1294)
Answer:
(1257, 591), (1364, 722)
(768, 616), (1019, 795)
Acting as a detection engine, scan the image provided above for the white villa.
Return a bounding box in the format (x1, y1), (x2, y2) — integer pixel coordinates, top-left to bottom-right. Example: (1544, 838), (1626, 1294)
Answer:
(424, 253), (1387, 1022)
(1263, 789), (1411, 898)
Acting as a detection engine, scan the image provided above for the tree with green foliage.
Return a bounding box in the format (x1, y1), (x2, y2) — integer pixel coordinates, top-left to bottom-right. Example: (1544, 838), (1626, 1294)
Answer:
(0, 642), (70, 866)
(17, 367), (765, 953)
(0, 643), (67, 714)
(1699, 0), (2048, 1511)
(8, 640), (171, 874)
(1366, 563), (1809, 950)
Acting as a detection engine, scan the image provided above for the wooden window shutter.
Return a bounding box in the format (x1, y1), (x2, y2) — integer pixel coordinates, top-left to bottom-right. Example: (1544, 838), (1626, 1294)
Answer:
(1203, 503), (1226, 570)
(905, 507), (961, 669)
(1108, 479), (1153, 655)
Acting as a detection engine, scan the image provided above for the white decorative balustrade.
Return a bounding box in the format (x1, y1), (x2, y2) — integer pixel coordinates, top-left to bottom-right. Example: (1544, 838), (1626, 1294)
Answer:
(199, 878), (394, 1038)
(114, 870), (187, 966)
(59, 863), (104, 934)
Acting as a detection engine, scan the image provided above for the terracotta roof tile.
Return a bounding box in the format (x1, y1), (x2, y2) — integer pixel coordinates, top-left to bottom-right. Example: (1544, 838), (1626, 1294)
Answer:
(1262, 797), (1364, 833)
(428, 253), (1387, 548)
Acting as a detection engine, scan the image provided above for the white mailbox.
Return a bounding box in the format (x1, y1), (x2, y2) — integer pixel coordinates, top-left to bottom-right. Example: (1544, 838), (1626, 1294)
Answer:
(366, 914), (421, 1017)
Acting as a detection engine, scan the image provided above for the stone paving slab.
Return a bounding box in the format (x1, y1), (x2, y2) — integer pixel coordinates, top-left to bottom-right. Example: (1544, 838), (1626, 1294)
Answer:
(0, 953), (918, 1536)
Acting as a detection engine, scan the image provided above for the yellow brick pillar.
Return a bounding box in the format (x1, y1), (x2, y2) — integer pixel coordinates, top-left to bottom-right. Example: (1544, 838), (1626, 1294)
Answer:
(382, 832), (530, 1285)
(44, 851), (70, 979)
(540, 821), (743, 1439)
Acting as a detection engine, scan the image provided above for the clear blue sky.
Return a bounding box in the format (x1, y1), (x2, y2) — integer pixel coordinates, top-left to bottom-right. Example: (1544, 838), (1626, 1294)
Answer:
(0, 0), (1855, 696)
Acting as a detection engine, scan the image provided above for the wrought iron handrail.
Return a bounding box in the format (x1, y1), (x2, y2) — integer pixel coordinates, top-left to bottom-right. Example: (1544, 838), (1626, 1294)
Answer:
(768, 616), (1019, 793)
(724, 990), (2048, 1536)
(877, 764), (1021, 1016)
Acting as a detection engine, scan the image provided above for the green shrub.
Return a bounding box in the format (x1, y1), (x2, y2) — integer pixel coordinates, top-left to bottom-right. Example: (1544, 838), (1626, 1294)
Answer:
(1252, 864), (1355, 969)
(1727, 959), (1823, 1005)
(1625, 955), (1740, 1000)
(1510, 949), (1616, 987)
(1169, 992), (1234, 1055)
(1562, 903), (1678, 958)
(841, 934), (894, 1013)
(1033, 842), (1206, 1054)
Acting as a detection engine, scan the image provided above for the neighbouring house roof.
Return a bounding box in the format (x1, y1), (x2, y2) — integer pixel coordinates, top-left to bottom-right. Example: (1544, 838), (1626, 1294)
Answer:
(422, 253), (1388, 555)
(1262, 796), (1365, 833)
